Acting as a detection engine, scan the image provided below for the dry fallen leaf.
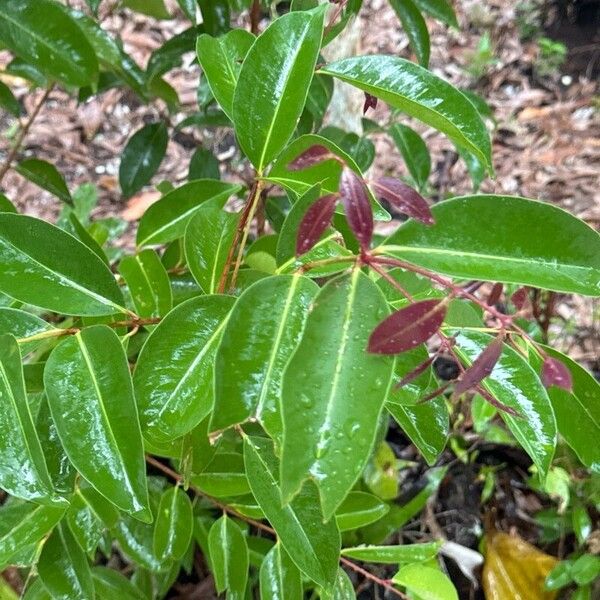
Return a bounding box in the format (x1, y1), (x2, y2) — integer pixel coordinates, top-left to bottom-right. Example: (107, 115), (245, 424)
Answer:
(121, 191), (161, 221)
(483, 529), (558, 600)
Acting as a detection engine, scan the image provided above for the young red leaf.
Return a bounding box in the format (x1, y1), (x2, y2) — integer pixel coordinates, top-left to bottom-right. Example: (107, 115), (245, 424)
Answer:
(371, 177), (434, 225)
(395, 355), (435, 389)
(487, 282), (503, 306)
(511, 287), (530, 310)
(476, 385), (520, 417)
(541, 357), (573, 392)
(363, 92), (378, 114)
(296, 194), (338, 256)
(454, 334), (504, 396)
(339, 167), (373, 250)
(287, 145), (338, 171)
(368, 299), (446, 355)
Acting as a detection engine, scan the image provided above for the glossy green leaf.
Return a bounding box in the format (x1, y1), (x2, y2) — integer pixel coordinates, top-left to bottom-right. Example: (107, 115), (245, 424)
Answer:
(38, 523), (94, 600)
(199, 0), (231, 35)
(327, 568), (356, 599)
(383, 195), (600, 296)
(193, 452), (250, 497)
(134, 295), (234, 443)
(15, 158), (71, 204)
(211, 275), (318, 442)
(67, 213), (109, 266)
(0, 194), (16, 213)
(342, 541), (441, 563)
(389, 123), (431, 191)
(91, 567), (146, 600)
(452, 330), (556, 478)
(136, 180), (242, 247)
(534, 346), (600, 473)
(208, 515), (248, 599)
(413, 0), (458, 27)
(120, 123), (168, 199)
(45, 325), (150, 520)
(66, 492), (104, 556)
(393, 563), (458, 599)
(147, 25), (201, 81)
(268, 134), (390, 221)
(0, 0), (99, 87)
(0, 308), (56, 355)
(0, 335), (61, 504)
(363, 441), (402, 500)
(280, 270), (394, 518)
(119, 249), (172, 318)
(0, 80), (20, 117)
(244, 436), (340, 590)
(389, 0), (430, 66)
(259, 543), (303, 600)
(335, 492), (389, 531)
(233, 7), (327, 171)
(123, 0), (170, 18)
(319, 56), (492, 171)
(0, 502), (65, 567)
(0, 214), (126, 315)
(188, 146), (220, 181)
(153, 486), (193, 561)
(184, 204), (239, 293)
(197, 29), (255, 120)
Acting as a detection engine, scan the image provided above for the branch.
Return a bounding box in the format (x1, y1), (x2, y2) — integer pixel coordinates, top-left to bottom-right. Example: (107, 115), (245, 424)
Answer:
(0, 85), (54, 185)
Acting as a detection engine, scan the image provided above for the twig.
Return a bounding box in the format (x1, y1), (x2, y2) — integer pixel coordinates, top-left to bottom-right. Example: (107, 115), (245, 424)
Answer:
(145, 455), (408, 598)
(0, 85), (54, 185)
(249, 0), (261, 35)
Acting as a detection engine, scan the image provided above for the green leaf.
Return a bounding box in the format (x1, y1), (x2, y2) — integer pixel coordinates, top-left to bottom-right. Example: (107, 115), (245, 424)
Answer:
(147, 25), (201, 81)
(0, 80), (20, 117)
(393, 563), (458, 600)
(233, 7), (327, 171)
(196, 29), (255, 120)
(341, 541), (441, 563)
(184, 204), (239, 293)
(38, 523), (94, 600)
(45, 325), (151, 520)
(199, 0), (231, 35)
(0, 214), (126, 316)
(120, 123), (169, 199)
(119, 249), (172, 318)
(326, 568), (356, 599)
(388, 123), (431, 191)
(389, 0), (430, 66)
(534, 346), (600, 473)
(0, 502), (65, 567)
(451, 330), (556, 478)
(335, 492), (389, 532)
(208, 515), (248, 599)
(412, 0), (458, 27)
(66, 492), (104, 556)
(0, 308), (56, 355)
(193, 451), (250, 497)
(136, 180), (242, 247)
(0, 194), (16, 213)
(211, 275), (318, 443)
(15, 158), (72, 204)
(243, 436), (340, 590)
(383, 195), (600, 296)
(91, 566), (146, 600)
(259, 543), (303, 600)
(123, 0), (170, 18)
(0, 0), (99, 87)
(280, 270), (394, 518)
(153, 486), (193, 561)
(0, 334), (61, 504)
(134, 295), (234, 443)
(319, 56), (492, 171)
(188, 146), (220, 181)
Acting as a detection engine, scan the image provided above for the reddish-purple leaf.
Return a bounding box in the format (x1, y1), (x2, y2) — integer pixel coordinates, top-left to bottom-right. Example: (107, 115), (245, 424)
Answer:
(454, 334), (504, 396)
(476, 385), (520, 417)
(511, 287), (530, 310)
(542, 357), (573, 392)
(487, 283), (503, 306)
(417, 382), (451, 403)
(339, 167), (374, 250)
(287, 145), (338, 171)
(371, 177), (434, 225)
(395, 355), (435, 389)
(296, 194), (338, 256)
(363, 92), (378, 114)
(368, 299), (446, 355)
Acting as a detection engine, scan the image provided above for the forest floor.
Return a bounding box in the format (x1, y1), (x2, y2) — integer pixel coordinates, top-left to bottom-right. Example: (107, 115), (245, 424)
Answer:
(0, 1), (599, 597)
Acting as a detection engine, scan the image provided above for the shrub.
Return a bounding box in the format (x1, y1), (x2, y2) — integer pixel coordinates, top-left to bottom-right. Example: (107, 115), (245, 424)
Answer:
(0, 0), (599, 598)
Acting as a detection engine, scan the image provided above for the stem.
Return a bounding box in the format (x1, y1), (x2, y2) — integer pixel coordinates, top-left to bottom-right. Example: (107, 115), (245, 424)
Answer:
(0, 85), (54, 185)
(249, 0), (261, 35)
(323, 0), (349, 39)
(145, 455), (408, 598)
